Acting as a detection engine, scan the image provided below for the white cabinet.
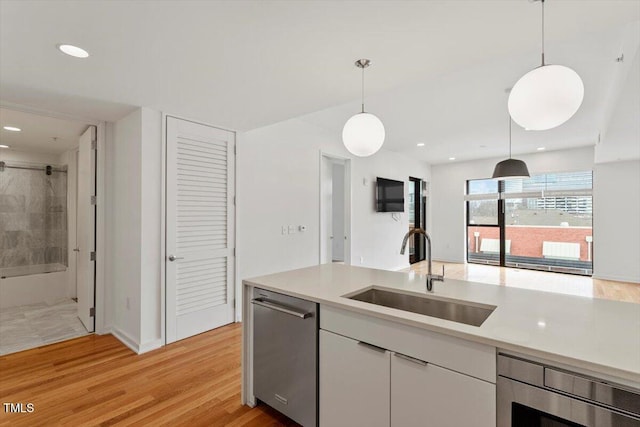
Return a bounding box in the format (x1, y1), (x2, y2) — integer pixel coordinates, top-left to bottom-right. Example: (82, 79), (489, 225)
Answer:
(319, 307), (497, 427)
(391, 352), (496, 427)
(319, 330), (390, 427)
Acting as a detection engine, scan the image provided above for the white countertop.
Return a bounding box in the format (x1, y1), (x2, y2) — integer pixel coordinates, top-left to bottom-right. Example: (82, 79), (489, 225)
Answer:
(243, 264), (640, 387)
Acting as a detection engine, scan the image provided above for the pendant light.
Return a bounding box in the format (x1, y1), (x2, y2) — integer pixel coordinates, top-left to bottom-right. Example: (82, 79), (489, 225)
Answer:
(342, 59), (385, 157)
(492, 115), (530, 180)
(508, 0), (584, 131)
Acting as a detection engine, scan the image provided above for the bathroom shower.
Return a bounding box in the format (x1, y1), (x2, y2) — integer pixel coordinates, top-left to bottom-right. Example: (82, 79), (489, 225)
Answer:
(0, 161), (68, 272)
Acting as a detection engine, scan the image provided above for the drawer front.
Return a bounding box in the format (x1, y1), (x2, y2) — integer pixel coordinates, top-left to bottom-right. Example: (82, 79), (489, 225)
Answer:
(321, 305), (496, 382)
(320, 330), (390, 427)
(392, 353), (496, 427)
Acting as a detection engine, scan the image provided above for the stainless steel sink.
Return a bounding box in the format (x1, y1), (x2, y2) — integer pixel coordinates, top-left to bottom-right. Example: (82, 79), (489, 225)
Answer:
(347, 288), (495, 327)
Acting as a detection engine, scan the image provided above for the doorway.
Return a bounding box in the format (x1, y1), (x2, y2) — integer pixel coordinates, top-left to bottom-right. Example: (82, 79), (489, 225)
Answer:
(320, 154), (351, 265)
(0, 107), (97, 354)
(408, 177), (427, 264)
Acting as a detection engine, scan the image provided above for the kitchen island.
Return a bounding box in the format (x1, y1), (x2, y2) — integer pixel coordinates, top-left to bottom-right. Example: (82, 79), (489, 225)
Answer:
(242, 263), (640, 426)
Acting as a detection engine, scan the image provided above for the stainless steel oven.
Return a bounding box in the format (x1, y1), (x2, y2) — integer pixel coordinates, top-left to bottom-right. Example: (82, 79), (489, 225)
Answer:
(498, 353), (640, 427)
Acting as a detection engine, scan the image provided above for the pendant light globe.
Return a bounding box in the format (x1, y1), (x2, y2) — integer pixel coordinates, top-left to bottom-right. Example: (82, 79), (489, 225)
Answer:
(508, 0), (584, 131)
(342, 112), (385, 157)
(508, 64), (584, 131)
(342, 59), (385, 157)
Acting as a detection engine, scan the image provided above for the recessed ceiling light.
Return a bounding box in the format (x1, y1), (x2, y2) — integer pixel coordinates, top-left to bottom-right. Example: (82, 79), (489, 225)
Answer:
(57, 44), (89, 58)
(449, 157), (456, 161)
(416, 143), (425, 147)
(3, 126), (21, 132)
(0, 144), (10, 148)
(537, 147), (546, 151)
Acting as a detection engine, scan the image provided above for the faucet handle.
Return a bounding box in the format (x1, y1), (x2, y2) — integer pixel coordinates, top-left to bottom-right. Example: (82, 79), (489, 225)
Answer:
(432, 265), (445, 282)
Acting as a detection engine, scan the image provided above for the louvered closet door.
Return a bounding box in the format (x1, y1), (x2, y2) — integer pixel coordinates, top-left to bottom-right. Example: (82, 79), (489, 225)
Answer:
(166, 117), (235, 343)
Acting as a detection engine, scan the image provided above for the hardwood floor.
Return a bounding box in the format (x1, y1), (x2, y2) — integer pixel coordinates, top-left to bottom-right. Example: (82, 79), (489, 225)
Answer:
(403, 261), (640, 303)
(0, 323), (297, 427)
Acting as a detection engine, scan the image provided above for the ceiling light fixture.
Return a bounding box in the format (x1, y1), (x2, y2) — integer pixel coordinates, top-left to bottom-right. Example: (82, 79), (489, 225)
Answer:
(3, 126), (21, 132)
(342, 59), (385, 157)
(508, 0), (584, 131)
(57, 44), (90, 58)
(492, 115), (530, 180)
(0, 144), (10, 148)
(417, 143), (425, 147)
(537, 147), (546, 151)
(449, 157), (456, 161)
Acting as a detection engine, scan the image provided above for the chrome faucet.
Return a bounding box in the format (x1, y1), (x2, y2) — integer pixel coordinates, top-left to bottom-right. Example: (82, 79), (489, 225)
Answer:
(400, 228), (444, 292)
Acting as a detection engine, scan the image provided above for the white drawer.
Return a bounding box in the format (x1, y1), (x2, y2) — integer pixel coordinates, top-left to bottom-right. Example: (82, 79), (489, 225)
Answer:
(320, 304), (496, 383)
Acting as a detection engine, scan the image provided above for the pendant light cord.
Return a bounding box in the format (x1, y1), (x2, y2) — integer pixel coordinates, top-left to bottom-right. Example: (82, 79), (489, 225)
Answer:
(509, 116), (513, 159)
(541, 0), (545, 66)
(361, 66), (365, 113)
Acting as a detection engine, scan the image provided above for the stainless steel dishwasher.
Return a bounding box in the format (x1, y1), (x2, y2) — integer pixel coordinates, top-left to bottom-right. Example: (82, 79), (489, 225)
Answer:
(252, 287), (318, 427)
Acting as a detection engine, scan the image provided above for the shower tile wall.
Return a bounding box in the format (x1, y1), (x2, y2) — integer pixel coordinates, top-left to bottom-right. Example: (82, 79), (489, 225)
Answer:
(0, 168), (67, 268)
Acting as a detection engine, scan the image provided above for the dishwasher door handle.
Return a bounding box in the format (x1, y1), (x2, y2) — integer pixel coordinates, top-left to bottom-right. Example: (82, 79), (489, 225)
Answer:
(251, 298), (313, 319)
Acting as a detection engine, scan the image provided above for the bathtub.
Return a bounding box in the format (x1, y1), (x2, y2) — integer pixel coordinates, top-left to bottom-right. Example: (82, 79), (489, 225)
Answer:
(0, 264), (72, 309)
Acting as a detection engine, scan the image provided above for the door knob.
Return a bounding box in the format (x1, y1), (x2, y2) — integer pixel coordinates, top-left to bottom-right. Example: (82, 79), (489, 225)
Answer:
(73, 248), (80, 252)
(168, 255), (184, 262)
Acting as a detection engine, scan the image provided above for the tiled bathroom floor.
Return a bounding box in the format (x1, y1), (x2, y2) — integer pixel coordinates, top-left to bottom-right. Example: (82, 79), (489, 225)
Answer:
(0, 299), (89, 355)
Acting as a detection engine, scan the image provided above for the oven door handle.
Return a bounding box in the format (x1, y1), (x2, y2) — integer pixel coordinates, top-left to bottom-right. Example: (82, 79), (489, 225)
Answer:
(497, 377), (640, 427)
(544, 368), (640, 417)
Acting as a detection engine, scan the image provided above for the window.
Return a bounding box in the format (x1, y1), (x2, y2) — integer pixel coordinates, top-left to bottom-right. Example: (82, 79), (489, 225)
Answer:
(466, 172), (593, 275)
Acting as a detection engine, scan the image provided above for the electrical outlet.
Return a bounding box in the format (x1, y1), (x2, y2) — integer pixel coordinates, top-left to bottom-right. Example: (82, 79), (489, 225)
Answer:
(299, 225), (307, 232)
(288, 225), (295, 234)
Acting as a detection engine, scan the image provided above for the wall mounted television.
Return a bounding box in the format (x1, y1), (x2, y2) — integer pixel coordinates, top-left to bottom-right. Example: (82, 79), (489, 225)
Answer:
(376, 177), (404, 212)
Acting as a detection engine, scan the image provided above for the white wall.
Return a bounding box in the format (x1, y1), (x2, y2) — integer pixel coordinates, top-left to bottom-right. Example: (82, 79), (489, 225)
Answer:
(107, 108), (143, 347)
(430, 146), (595, 263)
(593, 160), (640, 283)
(596, 25), (640, 163)
(0, 150), (61, 165)
(105, 107), (163, 353)
(139, 108), (162, 350)
(237, 117), (430, 317)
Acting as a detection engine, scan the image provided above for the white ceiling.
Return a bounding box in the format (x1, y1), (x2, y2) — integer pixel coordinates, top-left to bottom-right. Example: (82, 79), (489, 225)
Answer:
(301, 23), (640, 163)
(0, 108), (89, 155)
(1, 0), (639, 162)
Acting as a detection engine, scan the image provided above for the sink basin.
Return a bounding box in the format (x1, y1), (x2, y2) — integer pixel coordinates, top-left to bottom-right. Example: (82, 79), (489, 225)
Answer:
(347, 288), (495, 327)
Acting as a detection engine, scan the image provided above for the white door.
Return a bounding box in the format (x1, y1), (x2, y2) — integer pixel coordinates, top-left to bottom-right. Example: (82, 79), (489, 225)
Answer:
(331, 163), (345, 262)
(320, 156), (333, 264)
(166, 117), (235, 343)
(76, 126), (96, 332)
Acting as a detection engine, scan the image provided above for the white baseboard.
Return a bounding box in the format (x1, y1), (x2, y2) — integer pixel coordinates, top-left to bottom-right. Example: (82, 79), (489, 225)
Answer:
(111, 327), (140, 354)
(97, 324), (113, 336)
(592, 272), (640, 284)
(139, 339), (162, 354)
(432, 258), (465, 264)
